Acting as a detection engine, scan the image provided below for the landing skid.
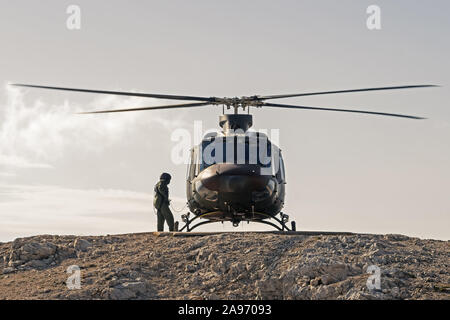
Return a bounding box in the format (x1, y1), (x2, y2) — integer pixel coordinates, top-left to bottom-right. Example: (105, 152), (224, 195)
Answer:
(177, 212), (296, 232)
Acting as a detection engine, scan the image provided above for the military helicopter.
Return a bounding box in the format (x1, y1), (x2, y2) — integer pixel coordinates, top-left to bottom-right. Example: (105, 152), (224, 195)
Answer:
(11, 83), (436, 232)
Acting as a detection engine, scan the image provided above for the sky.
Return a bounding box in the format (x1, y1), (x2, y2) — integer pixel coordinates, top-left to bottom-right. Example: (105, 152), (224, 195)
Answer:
(0, 0), (449, 241)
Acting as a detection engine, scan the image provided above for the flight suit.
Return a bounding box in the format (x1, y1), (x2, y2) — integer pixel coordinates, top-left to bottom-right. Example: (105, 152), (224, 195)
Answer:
(154, 181), (175, 231)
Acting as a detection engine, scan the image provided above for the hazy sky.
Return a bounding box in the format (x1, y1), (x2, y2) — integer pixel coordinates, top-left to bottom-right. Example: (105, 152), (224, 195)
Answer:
(0, 1), (449, 241)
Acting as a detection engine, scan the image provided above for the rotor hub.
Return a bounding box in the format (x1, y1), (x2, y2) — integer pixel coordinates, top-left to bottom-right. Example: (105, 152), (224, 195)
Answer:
(213, 96), (264, 113)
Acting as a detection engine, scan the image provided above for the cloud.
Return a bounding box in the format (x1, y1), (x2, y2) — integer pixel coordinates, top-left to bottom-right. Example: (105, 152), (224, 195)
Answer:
(0, 86), (276, 241)
(0, 182), (278, 242)
(0, 171), (17, 178)
(0, 85), (199, 241)
(0, 85), (189, 170)
(0, 155), (52, 169)
(0, 183), (187, 242)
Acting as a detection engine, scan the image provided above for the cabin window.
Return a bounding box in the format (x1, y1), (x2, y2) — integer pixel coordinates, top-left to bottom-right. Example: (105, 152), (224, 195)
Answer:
(186, 149), (192, 180)
(188, 147), (200, 178)
(276, 153), (286, 183)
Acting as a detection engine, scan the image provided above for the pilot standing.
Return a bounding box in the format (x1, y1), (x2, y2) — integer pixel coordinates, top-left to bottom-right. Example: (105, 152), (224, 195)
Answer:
(154, 173), (175, 232)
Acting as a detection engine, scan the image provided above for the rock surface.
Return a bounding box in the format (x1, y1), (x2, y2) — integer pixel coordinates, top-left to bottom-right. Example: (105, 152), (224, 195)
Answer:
(0, 232), (448, 300)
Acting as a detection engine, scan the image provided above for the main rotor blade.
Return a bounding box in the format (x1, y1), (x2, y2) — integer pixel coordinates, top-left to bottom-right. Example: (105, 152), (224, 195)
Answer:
(11, 84), (214, 102)
(77, 102), (212, 114)
(263, 102), (425, 119)
(260, 85), (438, 100)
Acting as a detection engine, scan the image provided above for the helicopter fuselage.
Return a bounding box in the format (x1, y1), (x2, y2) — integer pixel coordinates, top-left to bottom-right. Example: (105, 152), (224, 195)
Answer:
(186, 116), (286, 223)
(187, 162), (286, 222)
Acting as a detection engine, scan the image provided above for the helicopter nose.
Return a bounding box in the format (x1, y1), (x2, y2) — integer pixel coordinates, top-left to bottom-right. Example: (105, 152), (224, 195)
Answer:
(200, 164), (269, 193)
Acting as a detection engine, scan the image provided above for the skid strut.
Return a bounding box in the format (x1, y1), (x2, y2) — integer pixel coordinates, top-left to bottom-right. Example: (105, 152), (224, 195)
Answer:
(178, 211), (296, 232)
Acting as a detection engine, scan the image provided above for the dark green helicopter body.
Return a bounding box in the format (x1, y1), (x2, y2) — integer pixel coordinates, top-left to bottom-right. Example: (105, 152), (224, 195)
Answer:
(11, 83), (436, 231)
(186, 114), (286, 225)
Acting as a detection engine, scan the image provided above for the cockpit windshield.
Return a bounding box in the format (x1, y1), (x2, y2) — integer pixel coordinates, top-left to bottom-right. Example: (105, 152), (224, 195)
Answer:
(200, 136), (272, 171)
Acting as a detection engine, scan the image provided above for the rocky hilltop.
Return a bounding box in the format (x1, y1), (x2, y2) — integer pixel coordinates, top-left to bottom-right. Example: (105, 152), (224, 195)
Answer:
(0, 232), (448, 300)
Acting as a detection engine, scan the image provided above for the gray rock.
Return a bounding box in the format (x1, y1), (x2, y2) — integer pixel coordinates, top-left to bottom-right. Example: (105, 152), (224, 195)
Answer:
(185, 264), (197, 273)
(106, 281), (148, 300)
(8, 260), (23, 267)
(311, 285), (336, 300)
(24, 259), (48, 269)
(211, 257), (229, 274)
(120, 281), (147, 294)
(207, 293), (220, 300)
(310, 277), (321, 286)
(195, 248), (211, 263)
(74, 239), (92, 252)
(255, 278), (284, 299)
(8, 242), (57, 265)
(57, 247), (76, 260)
(2, 267), (15, 274)
(107, 287), (136, 300)
(229, 262), (246, 277)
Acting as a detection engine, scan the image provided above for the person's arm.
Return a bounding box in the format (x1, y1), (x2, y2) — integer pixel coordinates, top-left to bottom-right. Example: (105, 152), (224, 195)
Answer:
(157, 184), (169, 203)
